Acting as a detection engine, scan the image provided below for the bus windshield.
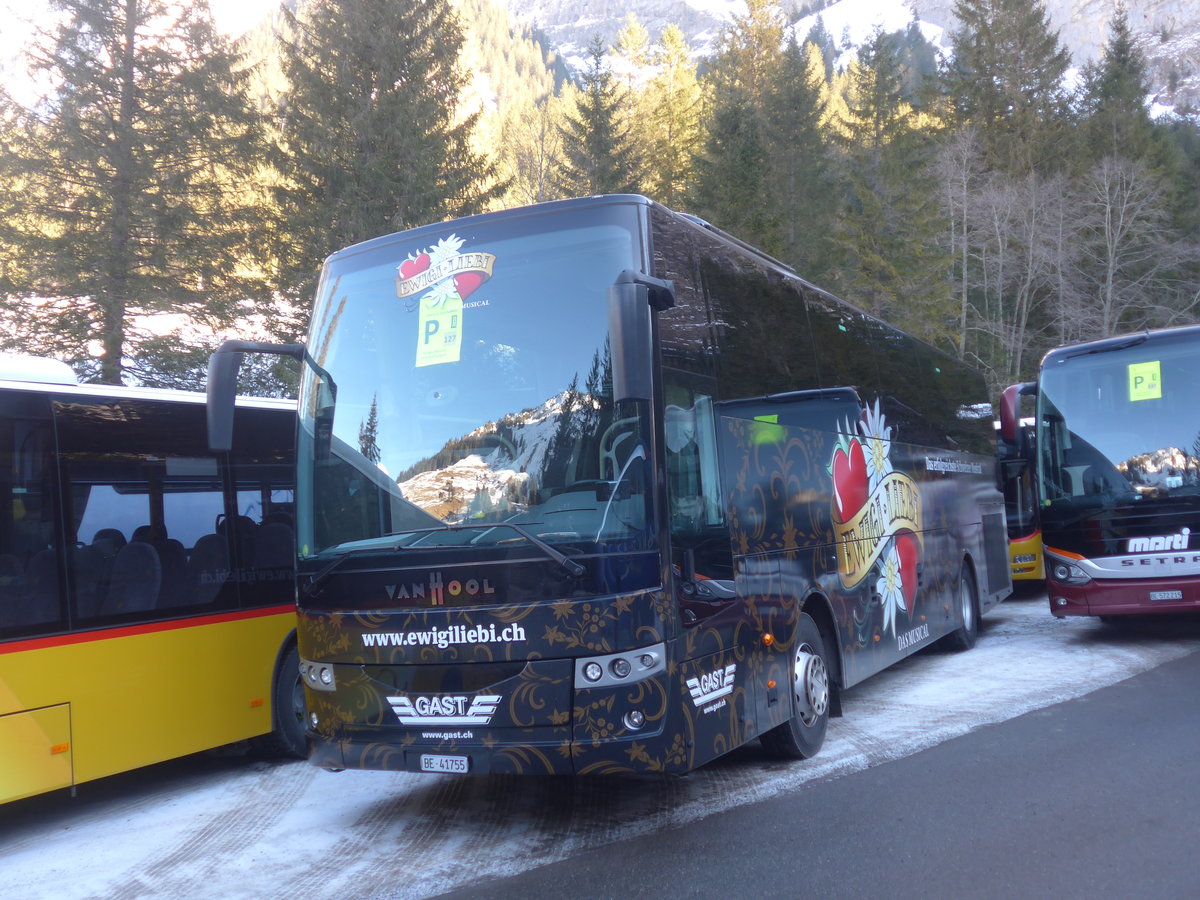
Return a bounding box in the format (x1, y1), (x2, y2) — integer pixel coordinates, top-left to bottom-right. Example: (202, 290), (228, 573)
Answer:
(1037, 334), (1200, 511)
(296, 205), (652, 560)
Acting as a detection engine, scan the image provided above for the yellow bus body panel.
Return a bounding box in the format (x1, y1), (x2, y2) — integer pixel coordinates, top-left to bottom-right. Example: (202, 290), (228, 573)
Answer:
(0, 608), (293, 803)
(1009, 531), (1045, 582)
(0, 703), (72, 803)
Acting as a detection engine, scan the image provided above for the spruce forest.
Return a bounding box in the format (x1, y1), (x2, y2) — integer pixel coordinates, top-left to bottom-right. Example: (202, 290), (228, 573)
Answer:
(0, 0), (1198, 396)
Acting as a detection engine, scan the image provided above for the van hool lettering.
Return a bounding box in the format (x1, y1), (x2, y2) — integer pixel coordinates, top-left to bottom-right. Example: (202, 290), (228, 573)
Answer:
(384, 573), (497, 605)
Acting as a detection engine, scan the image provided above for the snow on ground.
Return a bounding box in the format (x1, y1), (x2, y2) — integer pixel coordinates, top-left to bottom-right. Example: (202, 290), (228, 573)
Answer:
(4, 595), (1200, 900)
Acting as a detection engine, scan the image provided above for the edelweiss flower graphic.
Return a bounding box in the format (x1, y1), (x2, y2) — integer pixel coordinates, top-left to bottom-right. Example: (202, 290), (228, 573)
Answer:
(422, 235), (467, 309)
(875, 539), (907, 637)
(859, 398), (893, 492)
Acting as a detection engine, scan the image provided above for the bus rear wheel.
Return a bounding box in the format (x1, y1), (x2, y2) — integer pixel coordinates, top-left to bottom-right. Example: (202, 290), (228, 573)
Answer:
(761, 612), (829, 760)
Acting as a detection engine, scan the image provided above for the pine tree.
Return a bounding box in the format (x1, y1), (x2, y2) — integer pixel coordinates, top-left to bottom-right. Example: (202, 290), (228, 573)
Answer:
(359, 394), (381, 463)
(0, 0), (269, 385)
(761, 38), (835, 278)
(272, 0), (503, 310)
(689, 0), (785, 246)
(1079, 5), (1154, 163)
(641, 24), (703, 207)
(830, 30), (953, 347)
(557, 37), (640, 197)
(945, 0), (1073, 173)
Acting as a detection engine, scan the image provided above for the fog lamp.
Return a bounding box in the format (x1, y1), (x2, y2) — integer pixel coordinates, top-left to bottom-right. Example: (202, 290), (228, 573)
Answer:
(624, 710), (646, 730)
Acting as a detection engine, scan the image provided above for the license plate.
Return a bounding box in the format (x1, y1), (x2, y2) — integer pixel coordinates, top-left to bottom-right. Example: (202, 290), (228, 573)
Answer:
(1150, 590), (1183, 601)
(420, 754), (469, 774)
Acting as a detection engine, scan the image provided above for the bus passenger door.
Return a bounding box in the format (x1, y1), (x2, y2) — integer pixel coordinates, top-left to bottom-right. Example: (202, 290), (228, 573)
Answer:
(663, 379), (758, 767)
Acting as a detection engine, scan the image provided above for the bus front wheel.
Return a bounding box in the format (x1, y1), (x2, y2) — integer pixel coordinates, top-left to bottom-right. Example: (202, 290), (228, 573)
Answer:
(761, 612), (830, 760)
(944, 563), (979, 652)
(253, 643), (308, 759)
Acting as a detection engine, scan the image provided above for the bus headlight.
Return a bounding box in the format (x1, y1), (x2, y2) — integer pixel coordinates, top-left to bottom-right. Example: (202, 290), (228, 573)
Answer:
(576, 643), (665, 689)
(1050, 561), (1090, 585)
(300, 657), (337, 692)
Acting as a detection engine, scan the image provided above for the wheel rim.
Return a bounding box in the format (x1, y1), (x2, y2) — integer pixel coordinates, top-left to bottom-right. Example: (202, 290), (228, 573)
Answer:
(793, 642), (829, 725)
(290, 673), (306, 726)
(960, 575), (975, 632)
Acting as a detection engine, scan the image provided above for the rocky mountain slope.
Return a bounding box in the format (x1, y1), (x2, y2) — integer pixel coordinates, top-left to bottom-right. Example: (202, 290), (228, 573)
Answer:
(489, 0), (1199, 112)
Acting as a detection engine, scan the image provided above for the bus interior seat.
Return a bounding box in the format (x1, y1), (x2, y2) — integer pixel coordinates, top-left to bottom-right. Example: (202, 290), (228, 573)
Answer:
(155, 538), (189, 608)
(92, 527), (126, 550)
(101, 541), (161, 615)
(71, 544), (108, 618)
(187, 533), (229, 605)
(19, 548), (61, 627)
(253, 521), (294, 571)
(217, 514), (257, 566)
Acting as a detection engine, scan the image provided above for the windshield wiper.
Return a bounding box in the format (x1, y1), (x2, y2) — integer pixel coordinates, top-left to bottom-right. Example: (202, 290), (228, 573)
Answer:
(437, 521), (586, 577)
(302, 522), (584, 599)
(301, 534), (432, 599)
(1061, 332), (1149, 360)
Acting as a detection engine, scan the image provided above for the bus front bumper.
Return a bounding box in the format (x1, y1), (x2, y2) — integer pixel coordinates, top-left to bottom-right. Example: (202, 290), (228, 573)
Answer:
(1048, 577), (1200, 617)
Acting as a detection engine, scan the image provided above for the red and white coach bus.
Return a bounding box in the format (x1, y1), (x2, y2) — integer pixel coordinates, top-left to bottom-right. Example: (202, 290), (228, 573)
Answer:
(1004, 325), (1200, 618)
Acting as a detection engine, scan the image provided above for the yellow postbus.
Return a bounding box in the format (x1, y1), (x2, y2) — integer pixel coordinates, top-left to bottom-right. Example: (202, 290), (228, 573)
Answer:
(0, 357), (301, 804)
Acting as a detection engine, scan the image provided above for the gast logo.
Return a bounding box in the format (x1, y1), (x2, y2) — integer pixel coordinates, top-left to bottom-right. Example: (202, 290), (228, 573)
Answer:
(687, 663), (736, 709)
(1127, 527), (1191, 553)
(388, 694), (502, 726)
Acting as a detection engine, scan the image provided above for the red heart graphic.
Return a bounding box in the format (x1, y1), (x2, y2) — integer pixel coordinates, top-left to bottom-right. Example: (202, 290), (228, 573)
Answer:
(895, 531), (919, 612)
(399, 252), (430, 280)
(832, 439), (869, 521)
(454, 271), (483, 299)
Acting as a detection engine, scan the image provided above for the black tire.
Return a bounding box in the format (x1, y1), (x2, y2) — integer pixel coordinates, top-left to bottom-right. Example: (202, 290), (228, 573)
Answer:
(253, 642), (307, 758)
(761, 612), (830, 760)
(943, 562), (979, 652)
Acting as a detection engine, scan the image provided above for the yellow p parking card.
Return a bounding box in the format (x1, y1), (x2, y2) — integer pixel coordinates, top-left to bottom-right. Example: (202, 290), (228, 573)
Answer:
(1128, 360), (1162, 402)
(416, 294), (463, 368)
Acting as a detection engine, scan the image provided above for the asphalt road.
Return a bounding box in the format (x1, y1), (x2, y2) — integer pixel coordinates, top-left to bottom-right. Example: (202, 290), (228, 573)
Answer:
(437, 629), (1200, 899)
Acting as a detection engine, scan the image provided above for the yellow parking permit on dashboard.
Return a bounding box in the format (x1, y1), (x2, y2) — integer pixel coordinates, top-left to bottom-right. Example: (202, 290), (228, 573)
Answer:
(1128, 360), (1162, 401)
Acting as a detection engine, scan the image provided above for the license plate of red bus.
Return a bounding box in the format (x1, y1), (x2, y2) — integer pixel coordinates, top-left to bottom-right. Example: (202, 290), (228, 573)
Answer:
(1150, 590), (1183, 601)
(420, 754), (469, 774)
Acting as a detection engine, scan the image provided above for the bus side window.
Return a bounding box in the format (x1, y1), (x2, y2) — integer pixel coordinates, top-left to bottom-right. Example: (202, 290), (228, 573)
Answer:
(665, 397), (722, 535)
(0, 411), (62, 636)
(663, 385), (734, 620)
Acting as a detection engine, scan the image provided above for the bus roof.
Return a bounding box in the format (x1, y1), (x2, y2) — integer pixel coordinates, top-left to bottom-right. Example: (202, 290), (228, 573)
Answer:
(1041, 324), (1200, 368)
(0, 353), (78, 384)
(0, 374), (295, 410)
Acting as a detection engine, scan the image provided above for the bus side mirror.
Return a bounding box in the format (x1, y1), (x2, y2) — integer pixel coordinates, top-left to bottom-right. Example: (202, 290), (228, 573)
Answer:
(608, 270), (674, 404)
(999, 382), (1037, 443)
(609, 281), (653, 403)
(206, 340), (307, 452)
(207, 345), (244, 452)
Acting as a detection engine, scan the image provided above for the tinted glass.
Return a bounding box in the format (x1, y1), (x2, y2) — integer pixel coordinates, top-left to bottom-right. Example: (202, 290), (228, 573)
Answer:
(298, 203), (652, 557)
(0, 392), (60, 637)
(1038, 335), (1200, 507)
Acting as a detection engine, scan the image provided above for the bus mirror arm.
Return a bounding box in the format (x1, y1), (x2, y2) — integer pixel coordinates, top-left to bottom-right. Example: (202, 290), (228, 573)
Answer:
(205, 340), (312, 452)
